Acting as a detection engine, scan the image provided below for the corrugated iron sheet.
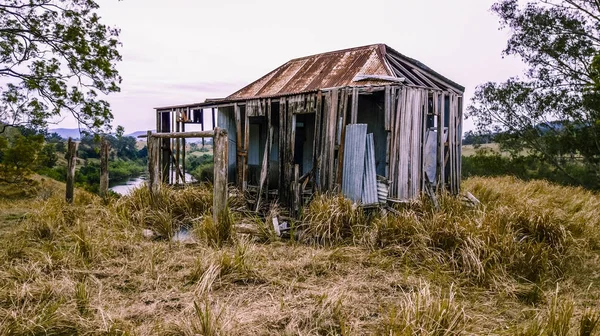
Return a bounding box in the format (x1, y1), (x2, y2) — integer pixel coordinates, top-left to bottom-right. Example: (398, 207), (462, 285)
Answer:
(362, 133), (378, 205)
(227, 45), (393, 101)
(341, 124), (367, 203)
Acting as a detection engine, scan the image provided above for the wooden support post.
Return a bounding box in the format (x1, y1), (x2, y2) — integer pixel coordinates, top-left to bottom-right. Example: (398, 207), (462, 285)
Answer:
(243, 107), (250, 192)
(66, 138), (78, 204)
(234, 103), (243, 189)
(438, 94), (446, 192)
(182, 119), (186, 184)
(99, 137), (109, 200)
(147, 131), (161, 196)
(213, 127), (229, 225)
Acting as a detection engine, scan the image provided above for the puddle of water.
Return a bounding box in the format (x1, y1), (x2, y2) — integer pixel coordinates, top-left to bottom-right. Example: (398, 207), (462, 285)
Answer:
(172, 227), (194, 242)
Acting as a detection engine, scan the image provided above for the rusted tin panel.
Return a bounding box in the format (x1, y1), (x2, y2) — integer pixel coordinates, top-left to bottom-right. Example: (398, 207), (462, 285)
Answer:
(227, 45), (394, 101)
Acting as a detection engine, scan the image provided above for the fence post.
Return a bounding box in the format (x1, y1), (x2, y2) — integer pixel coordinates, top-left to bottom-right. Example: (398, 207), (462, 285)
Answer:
(66, 138), (78, 204)
(213, 127), (228, 224)
(99, 137), (110, 200)
(147, 131), (161, 196)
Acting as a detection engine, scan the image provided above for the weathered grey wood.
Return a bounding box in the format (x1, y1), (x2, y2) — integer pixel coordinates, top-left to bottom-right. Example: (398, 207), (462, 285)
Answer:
(182, 121), (186, 183)
(175, 110), (181, 185)
(326, 89), (339, 191)
(350, 87), (358, 124)
(293, 164), (300, 216)
(213, 127), (229, 225)
(65, 138), (78, 204)
(255, 125), (273, 212)
(243, 107), (250, 192)
(99, 137), (109, 200)
(234, 103), (243, 189)
(150, 131), (215, 139)
(313, 92), (323, 191)
(335, 88), (349, 186)
(466, 192), (480, 206)
(278, 97), (289, 204)
(438, 93), (446, 191)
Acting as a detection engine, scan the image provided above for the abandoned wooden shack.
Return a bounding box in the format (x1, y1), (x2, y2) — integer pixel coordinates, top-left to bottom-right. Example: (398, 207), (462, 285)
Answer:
(153, 44), (464, 212)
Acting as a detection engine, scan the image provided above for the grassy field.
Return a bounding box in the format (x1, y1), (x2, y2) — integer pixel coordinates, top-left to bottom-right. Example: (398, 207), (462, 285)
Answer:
(1, 176), (600, 335)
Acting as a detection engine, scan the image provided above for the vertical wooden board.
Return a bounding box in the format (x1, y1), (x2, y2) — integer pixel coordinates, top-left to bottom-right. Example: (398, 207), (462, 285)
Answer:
(255, 125), (273, 212)
(234, 103), (242, 188)
(350, 87), (358, 124)
(335, 88), (349, 186)
(449, 94), (456, 194)
(457, 96), (463, 192)
(384, 86), (391, 131)
(327, 89), (339, 191)
(341, 124), (368, 203)
(212, 108), (216, 130)
(293, 164), (300, 215)
(313, 92), (323, 191)
(318, 92), (329, 189)
(288, 102), (297, 207)
(397, 88), (410, 199)
(384, 86), (392, 178)
(279, 97), (287, 202)
(244, 107), (250, 191)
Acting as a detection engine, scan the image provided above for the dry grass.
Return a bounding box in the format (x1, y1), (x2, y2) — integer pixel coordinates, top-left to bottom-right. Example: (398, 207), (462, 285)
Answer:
(0, 176), (600, 334)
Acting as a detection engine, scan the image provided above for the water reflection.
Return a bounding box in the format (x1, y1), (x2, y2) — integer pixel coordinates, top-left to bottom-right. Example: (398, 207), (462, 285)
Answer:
(109, 173), (196, 196)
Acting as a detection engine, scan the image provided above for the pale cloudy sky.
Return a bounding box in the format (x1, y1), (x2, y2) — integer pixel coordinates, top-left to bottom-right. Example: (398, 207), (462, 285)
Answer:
(62, 0), (525, 133)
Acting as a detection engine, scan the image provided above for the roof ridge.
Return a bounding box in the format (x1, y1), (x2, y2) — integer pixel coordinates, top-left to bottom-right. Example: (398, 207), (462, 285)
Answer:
(288, 43), (386, 62)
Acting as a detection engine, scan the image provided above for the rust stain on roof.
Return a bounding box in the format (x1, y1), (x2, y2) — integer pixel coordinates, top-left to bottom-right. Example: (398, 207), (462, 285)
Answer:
(227, 44), (395, 101)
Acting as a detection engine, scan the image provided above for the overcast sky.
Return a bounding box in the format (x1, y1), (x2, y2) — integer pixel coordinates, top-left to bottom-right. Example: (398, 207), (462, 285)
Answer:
(58, 0), (525, 133)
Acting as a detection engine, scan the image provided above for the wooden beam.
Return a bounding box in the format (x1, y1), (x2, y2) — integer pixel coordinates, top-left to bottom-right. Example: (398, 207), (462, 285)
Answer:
(149, 131), (215, 139)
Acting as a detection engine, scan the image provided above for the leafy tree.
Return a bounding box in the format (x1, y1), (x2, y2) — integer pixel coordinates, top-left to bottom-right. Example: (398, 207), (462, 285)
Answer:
(38, 142), (57, 168)
(0, 0), (122, 132)
(468, 0), (600, 187)
(0, 133), (43, 182)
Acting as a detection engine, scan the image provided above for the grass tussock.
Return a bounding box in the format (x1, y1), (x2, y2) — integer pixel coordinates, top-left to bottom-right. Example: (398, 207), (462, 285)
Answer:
(302, 193), (365, 245)
(378, 282), (467, 335)
(117, 184), (213, 239)
(517, 287), (600, 336)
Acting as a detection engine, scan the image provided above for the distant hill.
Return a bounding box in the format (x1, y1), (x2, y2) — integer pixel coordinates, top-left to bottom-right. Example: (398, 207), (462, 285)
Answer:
(127, 131), (152, 139)
(48, 128), (84, 140)
(48, 128), (152, 140)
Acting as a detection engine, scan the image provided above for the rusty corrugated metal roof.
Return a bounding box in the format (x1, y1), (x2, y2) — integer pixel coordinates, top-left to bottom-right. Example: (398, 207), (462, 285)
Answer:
(227, 44), (393, 101)
(225, 44), (464, 101)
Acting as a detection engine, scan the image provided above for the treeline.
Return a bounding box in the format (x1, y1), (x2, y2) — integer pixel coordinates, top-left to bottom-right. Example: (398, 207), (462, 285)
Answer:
(0, 125), (147, 193)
